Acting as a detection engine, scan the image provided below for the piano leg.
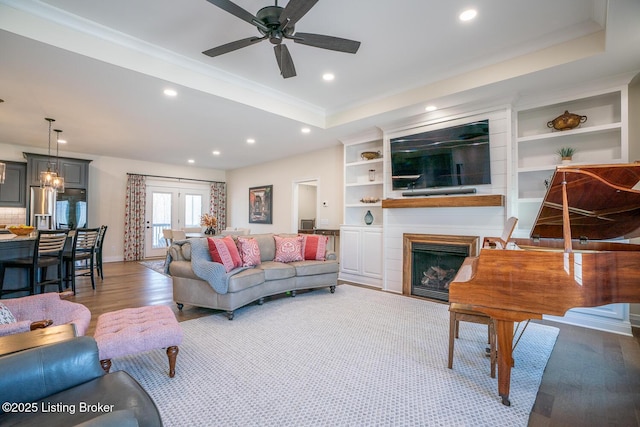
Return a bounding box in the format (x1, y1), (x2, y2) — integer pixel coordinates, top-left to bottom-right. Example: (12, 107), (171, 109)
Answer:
(495, 319), (515, 406)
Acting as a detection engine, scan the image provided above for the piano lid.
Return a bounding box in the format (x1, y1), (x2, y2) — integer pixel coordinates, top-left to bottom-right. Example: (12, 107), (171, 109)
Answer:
(531, 163), (640, 240)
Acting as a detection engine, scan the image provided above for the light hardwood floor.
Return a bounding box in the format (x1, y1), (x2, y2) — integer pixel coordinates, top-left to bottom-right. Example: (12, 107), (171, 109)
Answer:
(67, 261), (640, 426)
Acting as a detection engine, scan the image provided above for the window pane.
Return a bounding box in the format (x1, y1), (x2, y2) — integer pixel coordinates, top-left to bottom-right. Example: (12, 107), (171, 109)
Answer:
(152, 192), (172, 248)
(185, 194), (202, 228)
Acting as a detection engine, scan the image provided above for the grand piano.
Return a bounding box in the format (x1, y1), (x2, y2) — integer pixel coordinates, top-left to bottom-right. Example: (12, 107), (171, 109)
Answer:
(449, 163), (640, 406)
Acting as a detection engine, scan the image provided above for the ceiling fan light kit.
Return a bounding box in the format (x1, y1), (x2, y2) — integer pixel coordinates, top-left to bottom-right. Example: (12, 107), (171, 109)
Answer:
(203, 0), (361, 78)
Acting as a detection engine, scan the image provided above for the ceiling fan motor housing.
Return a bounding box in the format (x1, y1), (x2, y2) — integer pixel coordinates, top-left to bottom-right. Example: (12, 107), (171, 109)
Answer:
(256, 6), (294, 44)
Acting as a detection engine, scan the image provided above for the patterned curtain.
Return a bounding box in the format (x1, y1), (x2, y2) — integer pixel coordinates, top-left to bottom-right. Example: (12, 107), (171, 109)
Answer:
(209, 182), (227, 232)
(124, 174), (146, 261)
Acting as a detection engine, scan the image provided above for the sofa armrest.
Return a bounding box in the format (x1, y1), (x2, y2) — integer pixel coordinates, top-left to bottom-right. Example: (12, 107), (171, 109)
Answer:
(0, 320), (32, 337)
(0, 336), (105, 408)
(325, 251), (337, 261)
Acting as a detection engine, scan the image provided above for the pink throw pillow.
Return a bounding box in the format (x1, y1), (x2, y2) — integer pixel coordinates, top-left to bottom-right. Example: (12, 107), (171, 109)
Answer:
(207, 236), (242, 272)
(302, 234), (328, 261)
(237, 237), (261, 267)
(274, 235), (304, 263)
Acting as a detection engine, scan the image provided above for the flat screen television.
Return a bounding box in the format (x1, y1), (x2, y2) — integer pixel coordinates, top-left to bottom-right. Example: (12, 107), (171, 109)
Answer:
(390, 119), (491, 191)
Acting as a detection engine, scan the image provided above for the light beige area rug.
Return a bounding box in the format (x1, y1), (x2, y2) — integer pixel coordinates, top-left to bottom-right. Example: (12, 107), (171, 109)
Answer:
(112, 284), (558, 426)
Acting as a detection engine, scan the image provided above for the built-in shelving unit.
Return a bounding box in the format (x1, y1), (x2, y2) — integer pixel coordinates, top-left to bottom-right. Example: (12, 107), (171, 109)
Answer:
(514, 88), (627, 234)
(343, 138), (384, 226)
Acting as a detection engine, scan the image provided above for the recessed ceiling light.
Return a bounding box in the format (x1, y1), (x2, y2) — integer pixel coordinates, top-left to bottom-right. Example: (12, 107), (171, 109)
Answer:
(322, 73), (335, 81)
(425, 105), (437, 112)
(163, 89), (177, 97)
(301, 127), (311, 134)
(247, 138), (255, 144)
(212, 150), (221, 156)
(188, 159), (195, 163)
(459, 9), (477, 21)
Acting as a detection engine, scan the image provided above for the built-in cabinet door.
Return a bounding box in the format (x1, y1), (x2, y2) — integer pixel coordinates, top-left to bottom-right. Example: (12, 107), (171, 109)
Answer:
(0, 161), (27, 207)
(361, 228), (383, 278)
(339, 227), (361, 275)
(339, 225), (382, 287)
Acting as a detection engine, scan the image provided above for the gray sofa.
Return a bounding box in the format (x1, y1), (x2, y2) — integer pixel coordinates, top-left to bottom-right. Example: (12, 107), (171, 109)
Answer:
(168, 233), (339, 320)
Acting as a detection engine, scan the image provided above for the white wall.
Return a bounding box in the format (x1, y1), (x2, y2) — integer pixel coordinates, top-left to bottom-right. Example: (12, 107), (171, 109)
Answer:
(0, 142), (225, 262)
(226, 145), (343, 234)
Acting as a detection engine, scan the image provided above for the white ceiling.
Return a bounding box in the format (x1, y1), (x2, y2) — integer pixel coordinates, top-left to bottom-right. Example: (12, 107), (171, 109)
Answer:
(0, 0), (639, 170)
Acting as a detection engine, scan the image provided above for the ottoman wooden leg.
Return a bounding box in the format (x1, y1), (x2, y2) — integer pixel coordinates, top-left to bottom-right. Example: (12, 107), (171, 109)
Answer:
(100, 359), (112, 373)
(166, 346), (179, 378)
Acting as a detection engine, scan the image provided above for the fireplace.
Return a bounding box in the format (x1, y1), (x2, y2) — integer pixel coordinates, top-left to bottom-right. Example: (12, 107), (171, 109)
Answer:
(402, 234), (479, 301)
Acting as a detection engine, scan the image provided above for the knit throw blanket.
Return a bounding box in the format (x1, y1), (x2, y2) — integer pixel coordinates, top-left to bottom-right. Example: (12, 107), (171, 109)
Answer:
(167, 238), (248, 294)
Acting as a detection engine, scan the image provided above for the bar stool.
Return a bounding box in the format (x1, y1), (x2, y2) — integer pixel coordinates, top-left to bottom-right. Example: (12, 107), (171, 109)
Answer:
(0, 230), (70, 297)
(95, 225), (108, 280)
(63, 228), (100, 294)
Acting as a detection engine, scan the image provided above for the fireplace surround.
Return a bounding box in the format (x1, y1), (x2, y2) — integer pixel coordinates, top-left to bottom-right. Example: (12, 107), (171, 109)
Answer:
(402, 234), (479, 301)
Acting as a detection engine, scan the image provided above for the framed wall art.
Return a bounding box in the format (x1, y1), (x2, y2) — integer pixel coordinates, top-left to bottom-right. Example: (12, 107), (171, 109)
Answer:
(249, 185), (273, 224)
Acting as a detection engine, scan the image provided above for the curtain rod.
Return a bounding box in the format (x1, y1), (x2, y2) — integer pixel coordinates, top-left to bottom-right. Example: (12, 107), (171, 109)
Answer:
(127, 172), (224, 184)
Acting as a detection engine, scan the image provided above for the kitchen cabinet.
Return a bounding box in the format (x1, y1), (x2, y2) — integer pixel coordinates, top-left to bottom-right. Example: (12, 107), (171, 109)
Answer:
(23, 153), (91, 189)
(0, 161), (27, 207)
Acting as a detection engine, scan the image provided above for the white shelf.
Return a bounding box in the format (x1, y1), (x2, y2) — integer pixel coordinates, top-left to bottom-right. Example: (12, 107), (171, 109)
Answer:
(346, 181), (383, 187)
(516, 122), (622, 143)
(345, 203), (382, 208)
(345, 158), (383, 168)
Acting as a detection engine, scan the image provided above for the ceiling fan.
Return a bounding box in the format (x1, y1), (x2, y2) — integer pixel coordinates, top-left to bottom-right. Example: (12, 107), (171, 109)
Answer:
(202, 0), (361, 78)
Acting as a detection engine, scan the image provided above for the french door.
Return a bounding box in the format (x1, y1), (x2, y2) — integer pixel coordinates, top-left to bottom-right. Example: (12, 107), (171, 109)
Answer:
(144, 182), (209, 258)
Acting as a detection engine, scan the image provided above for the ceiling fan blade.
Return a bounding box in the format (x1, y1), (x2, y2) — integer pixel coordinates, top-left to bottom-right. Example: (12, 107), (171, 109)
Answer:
(274, 44), (296, 79)
(293, 33), (361, 54)
(203, 37), (264, 57)
(205, 0), (269, 32)
(279, 0), (319, 28)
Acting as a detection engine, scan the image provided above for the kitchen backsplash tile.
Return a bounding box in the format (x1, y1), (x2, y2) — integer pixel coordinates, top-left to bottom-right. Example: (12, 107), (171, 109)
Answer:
(0, 208), (27, 226)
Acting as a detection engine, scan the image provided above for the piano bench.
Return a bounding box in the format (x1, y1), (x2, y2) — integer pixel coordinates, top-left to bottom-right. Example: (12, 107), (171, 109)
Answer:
(448, 303), (497, 378)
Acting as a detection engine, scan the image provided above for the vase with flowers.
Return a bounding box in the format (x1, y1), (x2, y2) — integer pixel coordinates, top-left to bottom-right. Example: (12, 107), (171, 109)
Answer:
(201, 213), (218, 235)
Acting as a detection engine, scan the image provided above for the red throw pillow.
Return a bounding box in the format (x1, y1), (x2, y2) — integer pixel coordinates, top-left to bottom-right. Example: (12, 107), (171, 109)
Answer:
(274, 235), (304, 262)
(302, 234), (328, 261)
(207, 236), (242, 272)
(237, 236), (261, 267)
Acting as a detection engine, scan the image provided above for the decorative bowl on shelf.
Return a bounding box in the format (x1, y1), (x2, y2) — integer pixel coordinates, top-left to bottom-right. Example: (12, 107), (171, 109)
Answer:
(360, 197), (380, 204)
(7, 226), (35, 236)
(547, 110), (587, 131)
(360, 151), (381, 160)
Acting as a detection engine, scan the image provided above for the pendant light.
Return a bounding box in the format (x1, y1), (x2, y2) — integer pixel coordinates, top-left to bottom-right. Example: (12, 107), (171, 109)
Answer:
(40, 118), (58, 189)
(53, 128), (65, 192)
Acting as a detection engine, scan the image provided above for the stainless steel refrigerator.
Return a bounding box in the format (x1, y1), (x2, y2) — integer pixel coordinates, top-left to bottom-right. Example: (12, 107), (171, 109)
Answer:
(30, 186), (56, 229)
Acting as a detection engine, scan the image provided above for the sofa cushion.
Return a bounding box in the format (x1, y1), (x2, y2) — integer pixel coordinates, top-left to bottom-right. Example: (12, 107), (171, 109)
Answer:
(227, 268), (265, 293)
(289, 259), (339, 277)
(259, 261), (296, 281)
(250, 233), (276, 262)
(274, 235), (304, 262)
(236, 236), (261, 267)
(207, 236), (242, 273)
(301, 235), (328, 261)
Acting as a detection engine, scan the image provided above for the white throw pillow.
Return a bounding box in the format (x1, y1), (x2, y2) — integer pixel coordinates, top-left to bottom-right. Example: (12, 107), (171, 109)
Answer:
(0, 302), (16, 324)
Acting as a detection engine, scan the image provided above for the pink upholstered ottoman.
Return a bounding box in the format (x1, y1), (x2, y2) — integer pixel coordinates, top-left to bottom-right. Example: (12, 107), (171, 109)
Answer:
(94, 305), (183, 377)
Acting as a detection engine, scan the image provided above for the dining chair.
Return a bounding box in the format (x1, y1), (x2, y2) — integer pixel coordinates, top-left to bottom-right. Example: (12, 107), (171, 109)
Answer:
(94, 225), (108, 280)
(63, 228), (100, 294)
(171, 230), (186, 241)
(0, 230), (69, 297)
(162, 229), (173, 247)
